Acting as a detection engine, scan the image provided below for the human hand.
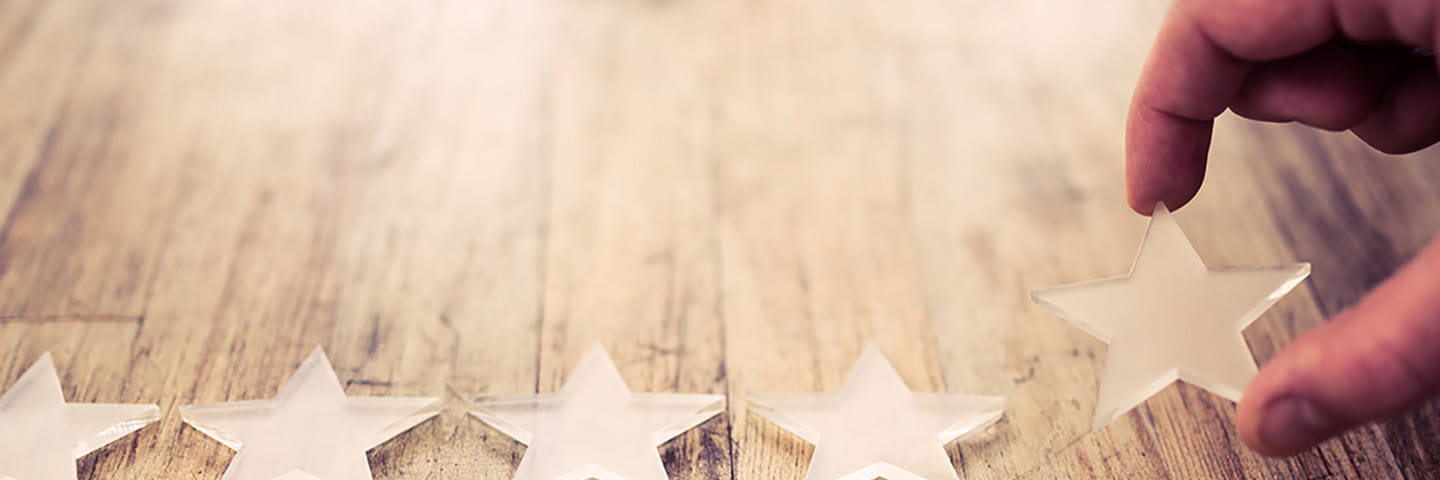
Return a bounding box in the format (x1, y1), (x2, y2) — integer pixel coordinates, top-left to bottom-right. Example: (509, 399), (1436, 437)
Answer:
(1126, 0), (1440, 457)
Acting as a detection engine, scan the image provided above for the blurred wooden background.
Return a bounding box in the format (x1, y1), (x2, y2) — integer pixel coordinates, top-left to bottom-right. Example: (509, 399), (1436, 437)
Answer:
(2, 0), (1439, 477)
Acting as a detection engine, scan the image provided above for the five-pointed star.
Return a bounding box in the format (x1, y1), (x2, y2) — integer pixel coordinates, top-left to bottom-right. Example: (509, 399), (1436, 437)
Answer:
(749, 345), (1005, 480)
(1032, 204), (1310, 429)
(181, 348), (440, 480)
(0, 353), (159, 480)
(471, 344), (725, 480)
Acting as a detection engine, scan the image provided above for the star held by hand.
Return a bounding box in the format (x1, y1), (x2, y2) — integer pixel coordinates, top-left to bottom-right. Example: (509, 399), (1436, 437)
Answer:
(1032, 204), (1309, 429)
(470, 344), (724, 480)
(181, 348), (440, 480)
(750, 345), (1005, 480)
(0, 353), (159, 480)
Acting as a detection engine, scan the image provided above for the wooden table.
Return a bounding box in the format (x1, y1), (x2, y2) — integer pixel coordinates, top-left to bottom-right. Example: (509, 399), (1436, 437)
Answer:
(2, 0), (1438, 477)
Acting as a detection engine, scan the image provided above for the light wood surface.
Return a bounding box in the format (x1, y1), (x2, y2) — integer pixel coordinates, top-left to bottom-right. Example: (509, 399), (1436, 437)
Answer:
(2, 0), (1439, 478)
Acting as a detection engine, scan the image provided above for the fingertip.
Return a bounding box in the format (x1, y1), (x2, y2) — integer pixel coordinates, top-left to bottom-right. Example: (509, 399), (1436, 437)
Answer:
(1252, 396), (1340, 456)
(1130, 182), (1200, 215)
(1126, 194), (1156, 216)
(1238, 327), (1340, 456)
(1239, 335), (1301, 455)
(1240, 369), (1334, 456)
(1126, 185), (1198, 216)
(1237, 376), (1271, 452)
(1124, 104), (1210, 215)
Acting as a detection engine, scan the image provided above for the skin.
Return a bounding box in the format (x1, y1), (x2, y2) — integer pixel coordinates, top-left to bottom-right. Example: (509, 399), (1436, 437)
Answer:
(1127, 0), (1440, 457)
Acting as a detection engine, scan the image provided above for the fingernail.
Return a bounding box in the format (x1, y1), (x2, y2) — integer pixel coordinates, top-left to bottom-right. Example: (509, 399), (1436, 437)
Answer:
(1260, 396), (1336, 453)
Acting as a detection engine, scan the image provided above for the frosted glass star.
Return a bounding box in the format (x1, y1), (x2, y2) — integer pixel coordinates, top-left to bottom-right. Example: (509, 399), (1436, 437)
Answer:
(0, 353), (159, 480)
(749, 345), (1005, 480)
(1032, 204), (1310, 429)
(471, 345), (724, 480)
(180, 348), (440, 480)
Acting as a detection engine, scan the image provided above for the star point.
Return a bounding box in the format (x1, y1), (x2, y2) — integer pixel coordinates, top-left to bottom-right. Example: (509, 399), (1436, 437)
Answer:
(750, 344), (1004, 480)
(180, 348), (440, 480)
(1032, 204), (1310, 429)
(0, 353), (159, 480)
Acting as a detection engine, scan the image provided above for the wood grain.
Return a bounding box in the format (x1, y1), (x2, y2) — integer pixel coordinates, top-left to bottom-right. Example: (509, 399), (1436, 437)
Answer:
(0, 0), (1438, 478)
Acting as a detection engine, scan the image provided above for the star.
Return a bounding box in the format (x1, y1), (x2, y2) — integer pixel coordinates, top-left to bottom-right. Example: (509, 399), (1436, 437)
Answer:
(471, 344), (725, 480)
(0, 353), (159, 480)
(749, 345), (1005, 480)
(180, 348), (440, 480)
(1031, 204), (1310, 429)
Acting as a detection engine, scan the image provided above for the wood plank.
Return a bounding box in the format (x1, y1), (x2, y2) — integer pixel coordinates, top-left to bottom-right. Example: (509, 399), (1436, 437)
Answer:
(105, 0), (553, 477)
(534, 2), (731, 477)
(0, 0), (525, 476)
(0, 0), (93, 224)
(0, 0), (184, 320)
(318, 1), (555, 477)
(0, 1), (213, 475)
(712, 3), (954, 477)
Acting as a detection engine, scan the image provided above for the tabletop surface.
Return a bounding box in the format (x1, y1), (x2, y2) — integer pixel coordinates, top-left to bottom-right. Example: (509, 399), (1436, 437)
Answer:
(2, 0), (1440, 478)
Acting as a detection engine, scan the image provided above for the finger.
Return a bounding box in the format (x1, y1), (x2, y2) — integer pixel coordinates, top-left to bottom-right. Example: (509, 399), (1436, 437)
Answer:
(1230, 44), (1401, 130)
(1353, 61), (1440, 154)
(1125, 0), (1440, 215)
(1126, 0), (1334, 214)
(1238, 235), (1440, 456)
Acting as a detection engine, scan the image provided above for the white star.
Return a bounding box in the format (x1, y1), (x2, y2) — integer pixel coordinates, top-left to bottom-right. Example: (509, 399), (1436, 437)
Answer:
(750, 345), (1005, 480)
(180, 348), (440, 480)
(0, 353), (159, 480)
(1032, 204), (1310, 429)
(471, 344), (725, 480)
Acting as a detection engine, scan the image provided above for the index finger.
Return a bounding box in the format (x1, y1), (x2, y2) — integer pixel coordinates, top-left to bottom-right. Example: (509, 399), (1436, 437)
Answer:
(1126, 0), (1338, 214)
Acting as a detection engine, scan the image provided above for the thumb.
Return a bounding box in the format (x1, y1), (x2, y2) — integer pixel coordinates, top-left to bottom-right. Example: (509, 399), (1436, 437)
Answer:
(1239, 235), (1440, 456)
